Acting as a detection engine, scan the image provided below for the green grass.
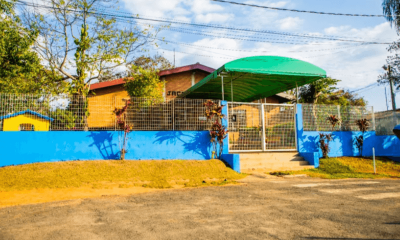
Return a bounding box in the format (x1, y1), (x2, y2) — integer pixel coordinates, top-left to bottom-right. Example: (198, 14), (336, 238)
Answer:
(0, 160), (246, 191)
(287, 157), (400, 179)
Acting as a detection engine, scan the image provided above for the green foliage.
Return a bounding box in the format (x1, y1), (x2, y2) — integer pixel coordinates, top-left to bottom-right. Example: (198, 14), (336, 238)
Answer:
(0, 0), (15, 14)
(0, 0), (66, 94)
(124, 65), (164, 100)
(298, 77), (340, 104)
(299, 78), (366, 106)
(50, 109), (76, 130)
(382, 0), (400, 30)
(290, 157), (400, 179)
(131, 54), (174, 71)
(24, 0), (162, 97)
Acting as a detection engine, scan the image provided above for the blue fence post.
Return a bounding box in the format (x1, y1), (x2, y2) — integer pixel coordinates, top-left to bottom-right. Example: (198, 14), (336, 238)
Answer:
(296, 104), (303, 152)
(219, 100), (241, 173)
(221, 100), (229, 155)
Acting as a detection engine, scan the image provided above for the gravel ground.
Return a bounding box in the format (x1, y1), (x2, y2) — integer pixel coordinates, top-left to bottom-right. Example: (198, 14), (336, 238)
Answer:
(0, 175), (399, 240)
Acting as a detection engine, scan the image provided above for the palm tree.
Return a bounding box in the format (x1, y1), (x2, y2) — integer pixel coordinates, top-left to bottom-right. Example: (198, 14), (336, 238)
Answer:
(383, 0), (400, 30)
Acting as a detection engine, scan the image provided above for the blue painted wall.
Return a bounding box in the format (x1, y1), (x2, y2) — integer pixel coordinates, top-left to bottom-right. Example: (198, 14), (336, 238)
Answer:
(296, 104), (400, 158)
(0, 131), (213, 167)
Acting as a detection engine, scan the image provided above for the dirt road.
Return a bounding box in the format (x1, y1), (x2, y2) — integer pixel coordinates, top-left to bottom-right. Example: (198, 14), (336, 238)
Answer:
(0, 176), (399, 239)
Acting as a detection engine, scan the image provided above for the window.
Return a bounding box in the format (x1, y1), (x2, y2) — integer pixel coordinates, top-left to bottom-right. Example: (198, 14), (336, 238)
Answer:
(19, 124), (34, 131)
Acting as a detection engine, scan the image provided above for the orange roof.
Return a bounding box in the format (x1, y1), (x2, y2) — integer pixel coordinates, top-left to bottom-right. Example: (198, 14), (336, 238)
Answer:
(90, 63), (214, 91)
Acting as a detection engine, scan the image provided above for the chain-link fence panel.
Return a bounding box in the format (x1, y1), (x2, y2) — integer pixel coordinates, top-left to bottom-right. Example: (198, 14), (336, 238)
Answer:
(264, 104), (296, 150)
(302, 104), (375, 132)
(375, 111), (400, 135)
(0, 93), (218, 131)
(228, 103), (263, 151)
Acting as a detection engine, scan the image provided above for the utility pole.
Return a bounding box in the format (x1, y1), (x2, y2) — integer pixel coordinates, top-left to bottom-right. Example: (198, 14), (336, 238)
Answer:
(388, 65), (397, 111)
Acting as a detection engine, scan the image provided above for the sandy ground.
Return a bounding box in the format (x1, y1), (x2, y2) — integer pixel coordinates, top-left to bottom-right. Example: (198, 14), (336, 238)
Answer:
(0, 185), (176, 208)
(0, 175), (399, 240)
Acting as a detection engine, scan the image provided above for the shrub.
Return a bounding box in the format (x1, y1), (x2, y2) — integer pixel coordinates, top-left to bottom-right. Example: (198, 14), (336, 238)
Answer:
(319, 133), (332, 158)
(354, 119), (370, 156)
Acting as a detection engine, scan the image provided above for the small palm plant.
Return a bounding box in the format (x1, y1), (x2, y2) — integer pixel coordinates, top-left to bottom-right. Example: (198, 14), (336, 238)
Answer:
(204, 100), (228, 158)
(113, 100), (133, 160)
(354, 119), (370, 156)
(326, 114), (342, 131)
(319, 133), (332, 158)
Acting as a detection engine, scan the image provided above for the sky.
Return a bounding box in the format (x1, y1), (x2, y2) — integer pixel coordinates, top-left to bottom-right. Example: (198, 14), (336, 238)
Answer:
(115, 0), (400, 111)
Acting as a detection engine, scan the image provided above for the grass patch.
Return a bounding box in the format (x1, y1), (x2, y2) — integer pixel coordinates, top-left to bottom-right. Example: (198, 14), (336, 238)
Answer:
(289, 157), (400, 179)
(0, 160), (246, 192)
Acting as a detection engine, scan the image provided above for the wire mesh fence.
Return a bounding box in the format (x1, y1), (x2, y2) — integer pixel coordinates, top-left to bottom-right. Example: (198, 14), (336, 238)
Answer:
(0, 93), (218, 131)
(228, 103), (263, 151)
(375, 111), (400, 135)
(264, 104), (296, 150)
(302, 104), (375, 132)
(227, 103), (296, 151)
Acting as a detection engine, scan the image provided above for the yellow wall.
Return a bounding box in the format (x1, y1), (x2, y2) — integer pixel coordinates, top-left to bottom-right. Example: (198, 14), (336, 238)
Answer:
(3, 114), (51, 131)
(88, 87), (130, 129)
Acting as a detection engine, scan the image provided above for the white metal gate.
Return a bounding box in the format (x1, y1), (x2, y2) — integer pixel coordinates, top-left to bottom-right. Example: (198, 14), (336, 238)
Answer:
(227, 102), (297, 152)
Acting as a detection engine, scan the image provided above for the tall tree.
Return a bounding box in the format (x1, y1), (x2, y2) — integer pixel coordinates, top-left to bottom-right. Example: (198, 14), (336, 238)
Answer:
(378, 42), (400, 90)
(298, 78), (340, 104)
(382, 0), (400, 30)
(131, 54), (174, 71)
(21, 0), (161, 128)
(0, 0), (66, 94)
(298, 78), (366, 106)
(22, 0), (161, 97)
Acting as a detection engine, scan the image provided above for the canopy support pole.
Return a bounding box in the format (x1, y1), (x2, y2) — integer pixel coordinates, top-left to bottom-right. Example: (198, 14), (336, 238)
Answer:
(221, 76), (224, 100)
(231, 78), (233, 102)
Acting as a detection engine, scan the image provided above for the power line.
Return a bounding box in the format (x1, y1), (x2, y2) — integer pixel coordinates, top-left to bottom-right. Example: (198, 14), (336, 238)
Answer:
(15, 0), (393, 44)
(350, 82), (379, 93)
(211, 0), (388, 17)
(158, 38), (366, 53)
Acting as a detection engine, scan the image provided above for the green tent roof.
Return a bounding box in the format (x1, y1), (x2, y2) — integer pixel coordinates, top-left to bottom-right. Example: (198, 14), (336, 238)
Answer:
(178, 56), (326, 102)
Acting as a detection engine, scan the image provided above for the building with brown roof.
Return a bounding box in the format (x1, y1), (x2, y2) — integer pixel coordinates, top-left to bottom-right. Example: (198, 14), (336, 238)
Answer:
(87, 63), (294, 129)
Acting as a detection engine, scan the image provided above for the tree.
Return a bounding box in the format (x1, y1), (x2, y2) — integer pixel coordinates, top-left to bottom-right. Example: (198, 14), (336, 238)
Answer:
(21, 0), (161, 127)
(298, 78), (366, 106)
(0, 0), (66, 94)
(298, 78), (340, 104)
(22, 0), (160, 95)
(131, 54), (174, 71)
(124, 65), (164, 100)
(382, 0), (400, 31)
(378, 42), (400, 90)
(319, 90), (367, 107)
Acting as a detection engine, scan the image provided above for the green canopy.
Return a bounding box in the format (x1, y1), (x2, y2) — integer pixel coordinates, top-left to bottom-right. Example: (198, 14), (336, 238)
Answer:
(178, 56), (326, 102)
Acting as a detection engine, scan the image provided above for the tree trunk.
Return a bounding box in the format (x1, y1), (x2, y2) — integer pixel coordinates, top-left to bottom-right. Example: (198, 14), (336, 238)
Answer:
(72, 93), (89, 131)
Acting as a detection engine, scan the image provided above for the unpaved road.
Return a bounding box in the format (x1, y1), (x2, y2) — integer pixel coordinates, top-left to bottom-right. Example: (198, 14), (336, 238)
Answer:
(0, 176), (399, 240)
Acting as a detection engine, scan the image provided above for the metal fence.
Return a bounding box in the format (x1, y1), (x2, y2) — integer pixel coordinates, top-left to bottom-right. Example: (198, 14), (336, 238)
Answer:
(302, 104), (375, 132)
(227, 102), (296, 152)
(228, 103), (263, 151)
(0, 93), (218, 131)
(375, 111), (400, 135)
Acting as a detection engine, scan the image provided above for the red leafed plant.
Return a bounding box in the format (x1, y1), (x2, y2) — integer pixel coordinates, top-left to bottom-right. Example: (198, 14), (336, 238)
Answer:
(204, 100), (224, 120)
(326, 114), (342, 131)
(319, 133), (332, 158)
(204, 100), (228, 159)
(209, 120), (228, 159)
(354, 119), (370, 156)
(113, 100), (133, 160)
